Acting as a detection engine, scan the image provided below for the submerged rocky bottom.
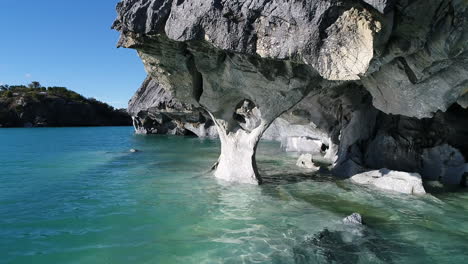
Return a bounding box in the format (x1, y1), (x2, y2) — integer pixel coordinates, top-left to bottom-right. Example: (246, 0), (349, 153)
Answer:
(1, 127), (468, 264)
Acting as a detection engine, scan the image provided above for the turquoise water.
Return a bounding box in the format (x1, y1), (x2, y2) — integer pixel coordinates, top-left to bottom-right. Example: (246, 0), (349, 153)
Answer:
(1, 127), (468, 264)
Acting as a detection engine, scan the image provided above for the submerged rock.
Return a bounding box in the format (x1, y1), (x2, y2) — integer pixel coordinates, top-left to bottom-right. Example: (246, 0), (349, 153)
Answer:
(293, 216), (395, 264)
(351, 169), (426, 195)
(343, 213), (363, 225)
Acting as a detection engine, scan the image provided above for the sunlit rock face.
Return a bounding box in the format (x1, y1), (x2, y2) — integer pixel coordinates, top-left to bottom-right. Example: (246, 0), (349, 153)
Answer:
(361, 0), (468, 118)
(115, 0), (468, 184)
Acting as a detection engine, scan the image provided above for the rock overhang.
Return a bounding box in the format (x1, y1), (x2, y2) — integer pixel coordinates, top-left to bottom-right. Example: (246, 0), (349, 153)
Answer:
(114, 0), (468, 184)
(114, 0), (389, 83)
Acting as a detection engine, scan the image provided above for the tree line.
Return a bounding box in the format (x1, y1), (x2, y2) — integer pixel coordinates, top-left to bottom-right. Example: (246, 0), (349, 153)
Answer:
(0, 82), (119, 112)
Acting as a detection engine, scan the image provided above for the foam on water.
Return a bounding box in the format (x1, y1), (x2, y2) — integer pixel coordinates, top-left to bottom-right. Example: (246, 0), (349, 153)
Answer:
(1, 127), (468, 263)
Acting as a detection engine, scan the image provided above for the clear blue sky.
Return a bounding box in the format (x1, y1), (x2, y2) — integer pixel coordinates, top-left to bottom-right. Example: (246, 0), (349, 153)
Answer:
(0, 0), (146, 108)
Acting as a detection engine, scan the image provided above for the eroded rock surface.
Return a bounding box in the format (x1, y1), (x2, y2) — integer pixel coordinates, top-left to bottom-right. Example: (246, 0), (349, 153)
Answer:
(115, 0), (468, 184)
(351, 169), (426, 195)
(128, 76), (216, 137)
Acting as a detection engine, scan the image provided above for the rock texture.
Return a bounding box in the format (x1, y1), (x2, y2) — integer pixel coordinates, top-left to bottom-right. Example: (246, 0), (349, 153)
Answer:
(114, 0), (468, 184)
(128, 76), (216, 136)
(350, 169), (426, 195)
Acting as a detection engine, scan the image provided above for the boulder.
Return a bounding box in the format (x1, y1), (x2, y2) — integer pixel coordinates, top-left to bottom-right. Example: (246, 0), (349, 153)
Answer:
(350, 169), (426, 195)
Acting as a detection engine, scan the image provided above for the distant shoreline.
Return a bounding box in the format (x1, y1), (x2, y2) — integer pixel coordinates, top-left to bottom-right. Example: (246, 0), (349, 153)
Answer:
(1, 83), (132, 127)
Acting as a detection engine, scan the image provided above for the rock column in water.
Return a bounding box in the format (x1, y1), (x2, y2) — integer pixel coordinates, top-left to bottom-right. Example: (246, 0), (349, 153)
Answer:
(112, 0), (396, 184)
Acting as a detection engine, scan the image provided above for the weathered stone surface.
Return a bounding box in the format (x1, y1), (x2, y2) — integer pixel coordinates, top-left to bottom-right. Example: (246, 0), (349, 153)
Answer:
(128, 74), (468, 186)
(115, 0), (468, 184)
(363, 104), (468, 182)
(351, 169), (426, 195)
(278, 83), (378, 176)
(421, 144), (466, 185)
(129, 75), (215, 136)
(361, 0), (468, 118)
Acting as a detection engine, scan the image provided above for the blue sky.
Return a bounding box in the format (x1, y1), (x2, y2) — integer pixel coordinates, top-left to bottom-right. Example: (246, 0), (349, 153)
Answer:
(0, 0), (146, 108)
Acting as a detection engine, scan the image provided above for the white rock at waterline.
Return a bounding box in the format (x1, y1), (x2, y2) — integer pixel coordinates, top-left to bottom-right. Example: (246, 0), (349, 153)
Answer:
(343, 213), (363, 225)
(350, 169), (426, 195)
(296, 154), (320, 171)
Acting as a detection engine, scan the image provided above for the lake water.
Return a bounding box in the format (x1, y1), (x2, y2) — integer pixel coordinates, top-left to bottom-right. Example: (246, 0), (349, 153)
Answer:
(1, 127), (468, 263)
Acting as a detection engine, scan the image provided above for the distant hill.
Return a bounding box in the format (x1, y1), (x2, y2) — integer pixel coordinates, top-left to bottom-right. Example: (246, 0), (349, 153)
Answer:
(0, 83), (132, 127)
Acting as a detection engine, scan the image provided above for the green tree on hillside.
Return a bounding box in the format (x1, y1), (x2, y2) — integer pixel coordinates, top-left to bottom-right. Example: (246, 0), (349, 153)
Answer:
(28, 81), (41, 89)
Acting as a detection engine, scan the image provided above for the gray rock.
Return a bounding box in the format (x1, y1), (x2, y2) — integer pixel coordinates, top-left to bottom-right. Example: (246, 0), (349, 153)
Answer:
(343, 213), (363, 225)
(128, 76), (215, 136)
(458, 93), (468, 109)
(350, 169), (426, 195)
(114, 0), (468, 184)
(114, 0), (388, 184)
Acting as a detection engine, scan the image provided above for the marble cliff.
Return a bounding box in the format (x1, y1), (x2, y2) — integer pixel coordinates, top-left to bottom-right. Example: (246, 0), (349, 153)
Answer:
(114, 0), (468, 185)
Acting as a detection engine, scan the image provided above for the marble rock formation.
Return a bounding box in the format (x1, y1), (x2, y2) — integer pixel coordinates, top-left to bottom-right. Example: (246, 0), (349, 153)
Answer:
(293, 214), (395, 264)
(350, 169), (426, 195)
(296, 154), (320, 171)
(128, 76), (217, 137)
(114, 0), (468, 185)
